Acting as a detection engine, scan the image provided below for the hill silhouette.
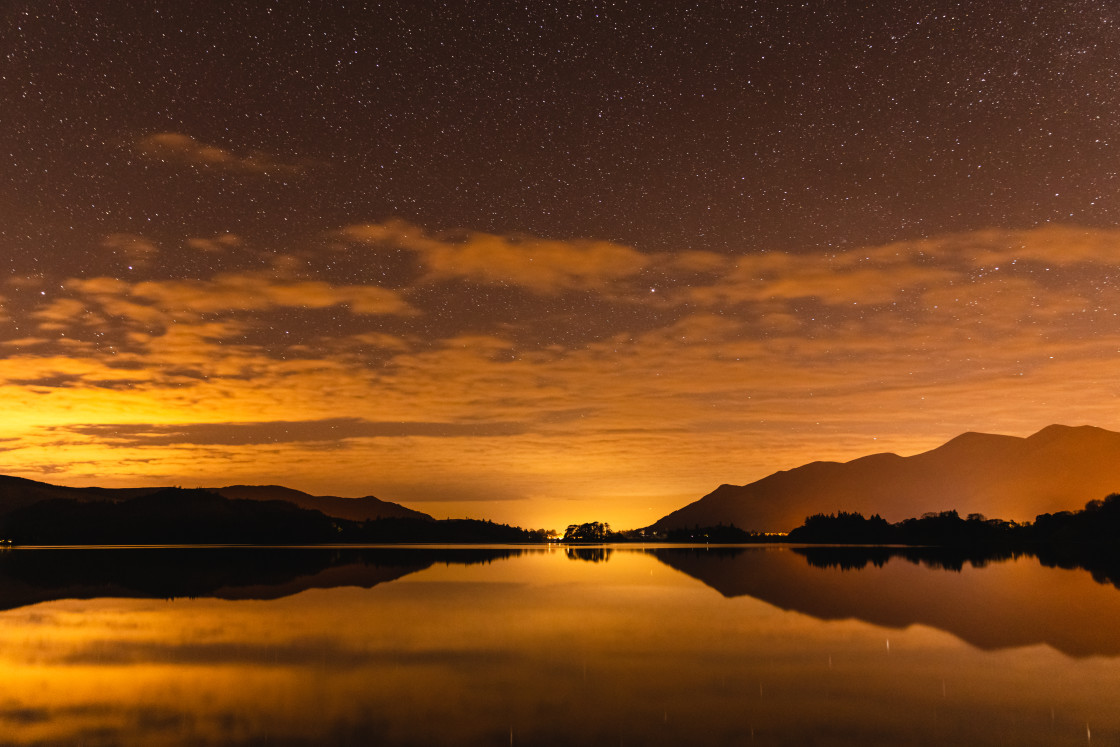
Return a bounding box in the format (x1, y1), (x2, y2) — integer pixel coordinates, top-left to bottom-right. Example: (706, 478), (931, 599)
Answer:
(211, 484), (432, 522)
(0, 475), (433, 523)
(650, 424), (1120, 533)
(0, 489), (345, 544)
(0, 485), (539, 545)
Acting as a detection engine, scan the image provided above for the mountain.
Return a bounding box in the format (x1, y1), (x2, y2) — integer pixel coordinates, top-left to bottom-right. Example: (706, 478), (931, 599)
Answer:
(2, 488), (345, 544)
(650, 424), (1120, 533)
(0, 475), (433, 523)
(0, 474), (164, 510)
(0, 486), (536, 544)
(210, 485), (432, 522)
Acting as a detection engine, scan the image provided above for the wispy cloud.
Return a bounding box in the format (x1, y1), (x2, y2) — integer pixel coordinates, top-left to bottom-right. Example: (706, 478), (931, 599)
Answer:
(59, 418), (529, 446)
(342, 220), (652, 293)
(131, 274), (417, 316)
(187, 233), (243, 253)
(135, 132), (304, 175)
(61, 272), (416, 325)
(101, 233), (161, 269)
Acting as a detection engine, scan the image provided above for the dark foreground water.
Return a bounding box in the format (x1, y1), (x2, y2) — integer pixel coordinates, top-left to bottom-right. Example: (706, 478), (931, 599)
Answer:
(0, 544), (1118, 745)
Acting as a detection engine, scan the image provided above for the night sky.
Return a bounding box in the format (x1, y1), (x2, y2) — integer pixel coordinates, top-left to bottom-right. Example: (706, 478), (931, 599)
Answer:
(3, 1), (1119, 529)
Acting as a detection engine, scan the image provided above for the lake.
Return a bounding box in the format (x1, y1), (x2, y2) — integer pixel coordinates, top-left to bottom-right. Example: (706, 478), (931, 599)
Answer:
(0, 544), (1118, 745)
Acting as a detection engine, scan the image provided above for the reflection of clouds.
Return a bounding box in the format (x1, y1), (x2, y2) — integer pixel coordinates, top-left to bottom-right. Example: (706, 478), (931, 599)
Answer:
(2, 554), (1119, 745)
(0, 224), (1118, 526)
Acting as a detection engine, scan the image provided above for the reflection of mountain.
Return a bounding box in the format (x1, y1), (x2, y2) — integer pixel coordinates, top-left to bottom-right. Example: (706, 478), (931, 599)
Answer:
(0, 547), (523, 612)
(651, 424), (1120, 533)
(0, 475), (432, 522)
(649, 546), (1120, 657)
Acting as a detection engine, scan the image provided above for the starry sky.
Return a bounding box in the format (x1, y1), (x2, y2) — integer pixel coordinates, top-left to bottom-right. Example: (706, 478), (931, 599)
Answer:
(2, 1), (1119, 530)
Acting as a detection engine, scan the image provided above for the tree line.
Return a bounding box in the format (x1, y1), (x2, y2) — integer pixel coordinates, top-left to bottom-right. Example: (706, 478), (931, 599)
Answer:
(785, 493), (1120, 548)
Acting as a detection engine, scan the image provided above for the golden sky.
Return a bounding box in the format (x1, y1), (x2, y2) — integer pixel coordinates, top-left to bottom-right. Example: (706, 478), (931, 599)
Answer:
(4, 4), (1120, 529)
(3, 215), (1118, 529)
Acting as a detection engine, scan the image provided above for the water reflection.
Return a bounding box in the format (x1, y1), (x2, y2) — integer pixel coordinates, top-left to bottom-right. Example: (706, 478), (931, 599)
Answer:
(0, 547), (522, 610)
(0, 546), (1119, 745)
(794, 545), (1021, 572)
(565, 546), (613, 563)
(650, 545), (1120, 656)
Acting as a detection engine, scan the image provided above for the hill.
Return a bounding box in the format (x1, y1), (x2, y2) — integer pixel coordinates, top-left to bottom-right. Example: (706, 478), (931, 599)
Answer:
(210, 485), (432, 522)
(0, 487), (539, 545)
(649, 425), (1120, 533)
(0, 476), (433, 522)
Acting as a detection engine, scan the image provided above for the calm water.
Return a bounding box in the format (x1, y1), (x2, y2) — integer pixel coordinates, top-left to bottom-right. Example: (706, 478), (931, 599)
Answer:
(1, 545), (1119, 745)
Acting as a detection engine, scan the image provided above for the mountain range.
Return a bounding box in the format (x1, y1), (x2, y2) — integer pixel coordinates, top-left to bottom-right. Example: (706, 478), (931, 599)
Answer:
(3, 423), (1118, 538)
(650, 424), (1120, 534)
(0, 475), (432, 523)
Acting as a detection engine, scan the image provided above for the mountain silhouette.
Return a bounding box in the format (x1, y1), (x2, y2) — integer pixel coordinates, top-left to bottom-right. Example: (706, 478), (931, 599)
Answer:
(0, 474), (164, 510)
(0, 486), (540, 545)
(0, 475), (432, 522)
(211, 484), (432, 522)
(650, 424), (1120, 533)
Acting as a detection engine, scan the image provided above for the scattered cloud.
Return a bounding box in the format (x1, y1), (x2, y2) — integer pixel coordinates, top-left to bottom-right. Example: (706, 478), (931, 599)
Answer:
(187, 233), (243, 253)
(57, 273), (416, 326)
(342, 220), (652, 293)
(131, 274), (417, 316)
(31, 297), (106, 331)
(2, 223), (1118, 529)
(101, 233), (160, 269)
(135, 132), (303, 175)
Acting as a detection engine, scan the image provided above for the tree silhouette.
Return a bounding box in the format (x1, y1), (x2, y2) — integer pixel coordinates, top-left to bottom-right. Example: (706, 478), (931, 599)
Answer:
(563, 522), (611, 542)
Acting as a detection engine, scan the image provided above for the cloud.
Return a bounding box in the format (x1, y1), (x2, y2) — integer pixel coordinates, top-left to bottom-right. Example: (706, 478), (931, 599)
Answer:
(58, 273), (416, 324)
(135, 132), (303, 175)
(133, 274), (416, 316)
(31, 297), (106, 332)
(101, 233), (160, 269)
(342, 220), (652, 293)
(187, 233), (243, 253)
(59, 418), (529, 447)
(674, 225), (1120, 312)
(4, 223), (1120, 529)
(917, 225), (1120, 266)
(61, 277), (167, 327)
(690, 262), (960, 307)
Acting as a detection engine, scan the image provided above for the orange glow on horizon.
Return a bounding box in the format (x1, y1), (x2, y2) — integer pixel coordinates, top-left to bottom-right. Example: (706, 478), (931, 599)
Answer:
(3, 223), (1119, 530)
